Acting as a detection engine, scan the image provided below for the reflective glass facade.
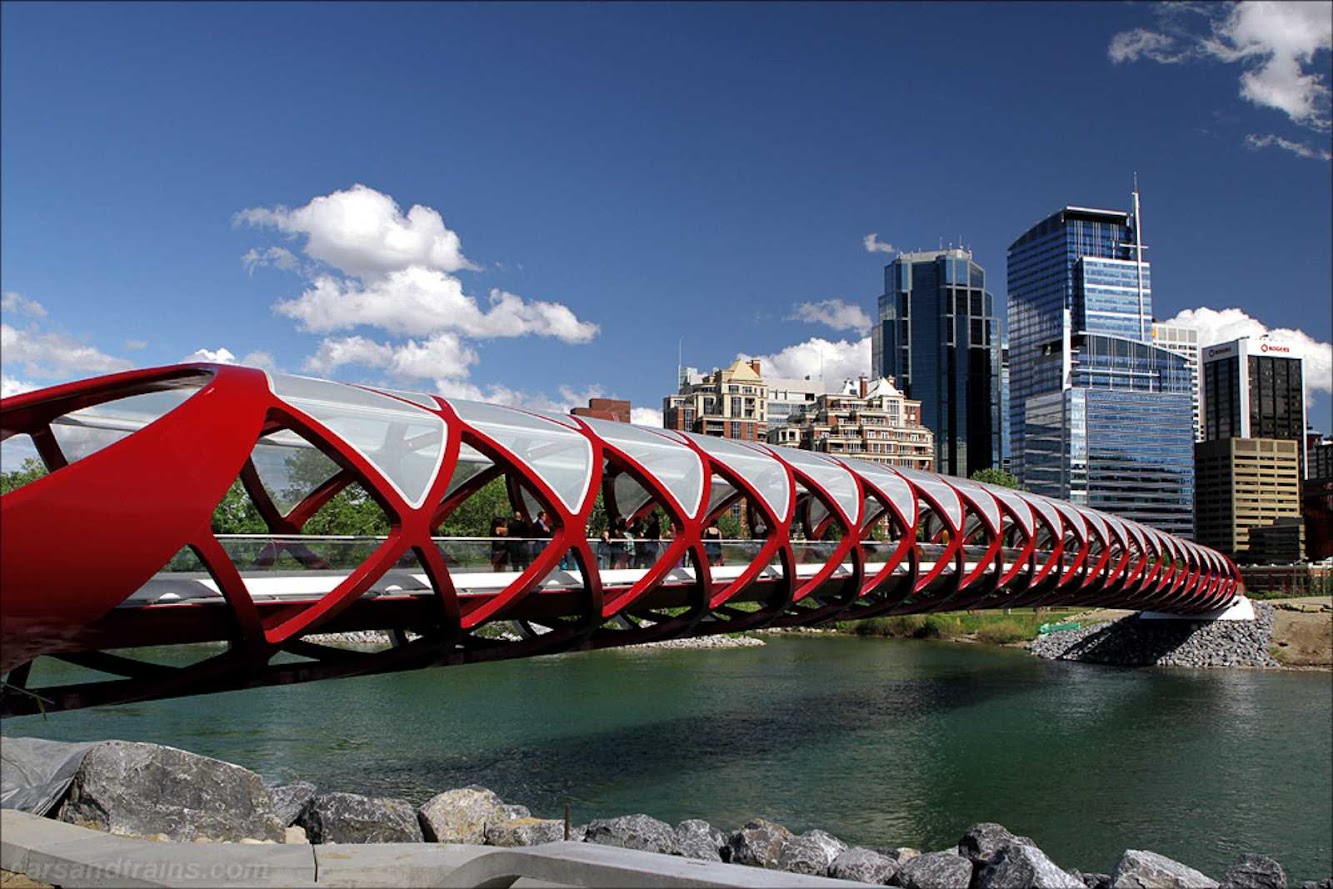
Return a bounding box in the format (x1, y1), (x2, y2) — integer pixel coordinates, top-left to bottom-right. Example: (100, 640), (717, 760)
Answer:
(871, 248), (1001, 478)
(1007, 205), (1195, 536)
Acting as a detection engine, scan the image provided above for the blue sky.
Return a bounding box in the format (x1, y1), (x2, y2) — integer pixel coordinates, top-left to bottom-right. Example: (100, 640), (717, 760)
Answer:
(3, 1), (1330, 434)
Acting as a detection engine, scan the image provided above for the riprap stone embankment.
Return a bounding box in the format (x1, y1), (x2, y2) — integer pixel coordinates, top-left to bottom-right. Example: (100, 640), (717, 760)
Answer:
(1029, 601), (1280, 668)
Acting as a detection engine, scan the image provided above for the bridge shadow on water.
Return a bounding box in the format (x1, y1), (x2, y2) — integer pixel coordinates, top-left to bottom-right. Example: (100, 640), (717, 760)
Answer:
(355, 663), (1035, 815)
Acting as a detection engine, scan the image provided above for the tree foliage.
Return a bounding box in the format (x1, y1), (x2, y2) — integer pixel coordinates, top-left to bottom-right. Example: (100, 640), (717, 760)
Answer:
(0, 458), (48, 495)
(970, 468), (1021, 489)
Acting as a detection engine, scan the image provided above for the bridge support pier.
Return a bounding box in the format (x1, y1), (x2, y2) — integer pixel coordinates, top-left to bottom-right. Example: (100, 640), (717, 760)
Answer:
(1138, 595), (1255, 622)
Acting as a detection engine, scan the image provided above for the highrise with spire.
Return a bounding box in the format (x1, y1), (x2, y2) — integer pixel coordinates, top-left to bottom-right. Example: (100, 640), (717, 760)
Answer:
(1006, 186), (1196, 537)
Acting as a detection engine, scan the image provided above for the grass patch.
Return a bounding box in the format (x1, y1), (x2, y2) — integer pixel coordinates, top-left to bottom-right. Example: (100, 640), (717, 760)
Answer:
(832, 608), (1076, 644)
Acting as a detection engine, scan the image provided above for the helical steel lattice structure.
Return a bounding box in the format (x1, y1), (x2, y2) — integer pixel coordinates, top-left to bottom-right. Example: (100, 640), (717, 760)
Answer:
(0, 364), (1243, 715)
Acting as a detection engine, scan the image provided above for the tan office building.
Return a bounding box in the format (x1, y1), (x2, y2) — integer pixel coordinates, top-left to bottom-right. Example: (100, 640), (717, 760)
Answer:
(769, 376), (935, 472)
(1195, 437), (1304, 563)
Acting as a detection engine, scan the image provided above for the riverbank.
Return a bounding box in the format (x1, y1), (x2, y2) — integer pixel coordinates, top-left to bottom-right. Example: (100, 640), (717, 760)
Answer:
(813, 596), (1333, 669)
(5, 738), (1326, 888)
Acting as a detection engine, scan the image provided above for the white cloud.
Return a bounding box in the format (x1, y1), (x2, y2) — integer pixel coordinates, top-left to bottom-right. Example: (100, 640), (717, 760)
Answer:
(739, 336), (871, 384)
(1245, 132), (1333, 159)
(631, 407), (664, 427)
(236, 183), (476, 280)
(1, 375), (36, 398)
(274, 270), (598, 344)
(304, 333), (478, 381)
(0, 322), (132, 379)
(863, 233), (896, 254)
(1110, 1), (1333, 137)
(1162, 306), (1332, 400)
(181, 347), (276, 369)
(1108, 27), (1191, 64)
(1, 291), (47, 319)
(431, 378), (606, 413)
(788, 299), (872, 335)
(241, 246), (301, 275)
(124, 339), (148, 351)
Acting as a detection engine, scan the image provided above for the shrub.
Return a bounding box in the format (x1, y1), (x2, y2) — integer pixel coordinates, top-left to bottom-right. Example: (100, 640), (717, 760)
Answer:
(975, 620), (1028, 645)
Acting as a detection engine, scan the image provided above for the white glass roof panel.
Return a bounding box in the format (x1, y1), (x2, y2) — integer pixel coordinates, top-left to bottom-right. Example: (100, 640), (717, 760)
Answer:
(445, 399), (594, 515)
(892, 467), (963, 530)
(765, 446), (859, 524)
(706, 476), (738, 518)
(683, 433), (792, 520)
(1100, 514), (1128, 552)
(839, 458), (917, 527)
(1044, 497), (1088, 543)
(269, 373), (448, 509)
(1022, 494), (1064, 543)
(612, 472), (654, 520)
(951, 477), (1002, 533)
(579, 416), (705, 517)
(979, 484), (1034, 537)
(359, 385), (438, 410)
(1079, 509), (1110, 550)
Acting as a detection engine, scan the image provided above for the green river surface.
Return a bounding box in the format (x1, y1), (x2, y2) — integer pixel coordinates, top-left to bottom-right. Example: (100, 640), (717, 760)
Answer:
(5, 636), (1331, 881)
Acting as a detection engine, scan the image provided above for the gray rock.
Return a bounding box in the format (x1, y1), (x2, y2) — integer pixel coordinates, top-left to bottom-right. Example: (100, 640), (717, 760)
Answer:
(485, 817), (565, 847)
(501, 803), (531, 820)
(297, 791), (423, 844)
(896, 850), (974, 889)
(976, 840), (1083, 889)
(729, 818), (795, 869)
(779, 830), (848, 876)
(883, 847), (922, 863)
(959, 822), (1017, 865)
(1223, 854), (1287, 889)
(418, 787), (506, 843)
(270, 781), (317, 827)
(1076, 872), (1113, 889)
(830, 847), (899, 884)
(673, 819), (728, 862)
(583, 814), (677, 855)
(1113, 849), (1219, 889)
(55, 740), (283, 843)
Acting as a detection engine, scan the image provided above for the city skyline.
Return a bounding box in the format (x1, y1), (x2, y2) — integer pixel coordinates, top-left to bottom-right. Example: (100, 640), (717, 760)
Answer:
(2, 2), (1330, 438)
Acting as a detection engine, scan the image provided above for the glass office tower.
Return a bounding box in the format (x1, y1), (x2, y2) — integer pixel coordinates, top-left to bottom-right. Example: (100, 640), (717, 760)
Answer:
(1007, 198), (1195, 536)
(871, 248), (1002, 479)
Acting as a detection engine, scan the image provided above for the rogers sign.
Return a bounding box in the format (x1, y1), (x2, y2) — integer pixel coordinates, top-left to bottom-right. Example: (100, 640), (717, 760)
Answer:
(1259, 342), (1292, 354)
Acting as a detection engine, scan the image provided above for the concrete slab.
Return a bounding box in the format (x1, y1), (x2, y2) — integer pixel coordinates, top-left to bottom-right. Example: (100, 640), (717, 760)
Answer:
(2, 811), (317, 888)
(313, 843), (493, 887)
(441, 842), (870, 888)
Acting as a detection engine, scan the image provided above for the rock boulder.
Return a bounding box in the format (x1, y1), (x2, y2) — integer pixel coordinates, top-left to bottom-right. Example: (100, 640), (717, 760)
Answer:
(959, 822), (1017, 865)
(728, 818), (794, 869)
(976, 840), (1083, 889)
(418, 787), (506, 844)
(583, 814), (677, 855)
(1113, 850), (1219, 889)
(779, 830), (848, 876)
(55, 740), (283, 843)
(297, 792), (423, 844)
(485, 817), (565, 847)
(829, 847), (899, 884)
(673, 819), (728, 862)
(896, 850), (974, 889)
(269, 781), (316, 827)
(1223, 854), (1287, 889)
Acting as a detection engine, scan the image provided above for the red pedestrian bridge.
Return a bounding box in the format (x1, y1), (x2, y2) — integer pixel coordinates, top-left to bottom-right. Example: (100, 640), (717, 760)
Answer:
(0, 364), (1242, 716)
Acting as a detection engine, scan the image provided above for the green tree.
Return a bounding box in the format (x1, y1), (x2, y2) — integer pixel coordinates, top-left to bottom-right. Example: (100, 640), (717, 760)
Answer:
(438, 476), (511, 537)
(211, 480), (269, 534)
(970, 468), (1020, 489)
(0, 458), (48, 495)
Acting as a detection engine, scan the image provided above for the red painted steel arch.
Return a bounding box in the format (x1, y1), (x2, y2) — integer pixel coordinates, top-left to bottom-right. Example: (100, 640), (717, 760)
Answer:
(0, 364), (1244, 715)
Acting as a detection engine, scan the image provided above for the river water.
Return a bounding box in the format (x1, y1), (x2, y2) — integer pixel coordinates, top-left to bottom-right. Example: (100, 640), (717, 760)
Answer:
(6, 637), (1331, 881)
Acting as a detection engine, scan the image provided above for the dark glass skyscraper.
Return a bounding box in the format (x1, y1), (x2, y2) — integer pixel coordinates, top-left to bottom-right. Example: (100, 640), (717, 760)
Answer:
(1007, 198), (1195, 537)
(870, 248), (1001, 478)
